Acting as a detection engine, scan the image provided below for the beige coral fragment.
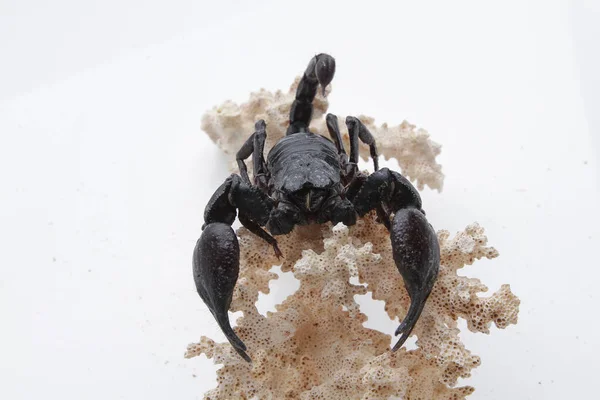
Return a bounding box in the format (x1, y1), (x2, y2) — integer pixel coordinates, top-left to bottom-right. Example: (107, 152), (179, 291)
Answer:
(188, 79), (519, 399)
(186, 219), (519, 399)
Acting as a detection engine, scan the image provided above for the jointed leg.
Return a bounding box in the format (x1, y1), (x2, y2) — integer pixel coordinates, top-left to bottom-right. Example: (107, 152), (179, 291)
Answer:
(326, 113), (358, 184)
(344, 171), (368, 203)
(251, 120), (269, 190)
(287, 54), (336, 134)
(238, 213), (282, 258)
(346, 116), (379, 171)
(236, 134), (254, 185)
(236, 120), (268, 188)
(325, 113), (346, 155)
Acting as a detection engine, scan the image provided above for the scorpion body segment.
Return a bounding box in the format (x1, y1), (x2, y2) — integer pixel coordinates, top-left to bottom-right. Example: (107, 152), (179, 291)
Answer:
(267, 132), (341, 193)
(193, 54), (440, 362)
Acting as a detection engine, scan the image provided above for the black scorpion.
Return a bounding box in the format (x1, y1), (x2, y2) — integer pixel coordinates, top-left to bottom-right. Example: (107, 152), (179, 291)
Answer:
(193, 54), (440, 362)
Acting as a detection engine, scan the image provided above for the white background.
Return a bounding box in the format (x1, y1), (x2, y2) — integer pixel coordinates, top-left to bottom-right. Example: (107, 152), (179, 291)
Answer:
(1, 1), (599, 399)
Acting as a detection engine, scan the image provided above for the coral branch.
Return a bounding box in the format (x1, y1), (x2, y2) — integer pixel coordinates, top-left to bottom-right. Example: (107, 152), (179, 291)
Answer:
(186, 219), (519, 399)
(188, 79), (519, 399)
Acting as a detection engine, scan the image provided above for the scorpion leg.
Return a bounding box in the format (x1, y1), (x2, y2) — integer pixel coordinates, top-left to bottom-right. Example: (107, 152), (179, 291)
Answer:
(351, 168), (440, 351)
(310, 113), (358, 227)
(346, 116), (379, 172)
(236, 120), (269, 188)
(236, 133), (254, 186)
(251, 121), (269, 190)
(326, 113), (357, 184)
(325, 113), (347, 156)
(287, 53), (336, 134)
(238, 213), (282, 258)
(194, 174), (274, 362)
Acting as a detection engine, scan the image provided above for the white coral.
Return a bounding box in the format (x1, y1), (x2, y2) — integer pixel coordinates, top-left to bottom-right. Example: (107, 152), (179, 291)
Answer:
(187, 80), (519, 399)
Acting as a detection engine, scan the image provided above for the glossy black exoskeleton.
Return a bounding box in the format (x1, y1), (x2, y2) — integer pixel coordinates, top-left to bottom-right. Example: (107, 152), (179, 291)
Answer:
(193, 54), (440, 362)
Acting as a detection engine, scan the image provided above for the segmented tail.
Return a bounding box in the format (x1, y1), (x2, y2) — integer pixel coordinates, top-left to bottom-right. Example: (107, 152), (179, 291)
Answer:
(287, 53), (336, 135)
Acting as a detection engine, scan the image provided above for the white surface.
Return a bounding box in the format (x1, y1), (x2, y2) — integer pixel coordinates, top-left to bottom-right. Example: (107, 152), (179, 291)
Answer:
(1, 1), (599, 399)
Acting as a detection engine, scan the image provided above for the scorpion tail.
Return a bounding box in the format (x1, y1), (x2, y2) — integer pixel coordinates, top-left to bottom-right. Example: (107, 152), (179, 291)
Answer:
(287, 53), (336, 135)
(313, 53), (336, 95)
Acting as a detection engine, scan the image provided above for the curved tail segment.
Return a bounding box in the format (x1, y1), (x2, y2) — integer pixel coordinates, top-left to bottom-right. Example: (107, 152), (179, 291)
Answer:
(287, 53), (336, 135)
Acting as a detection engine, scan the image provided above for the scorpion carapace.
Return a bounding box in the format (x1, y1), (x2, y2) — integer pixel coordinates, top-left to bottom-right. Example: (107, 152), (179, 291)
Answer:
(193, 54), (440, 362)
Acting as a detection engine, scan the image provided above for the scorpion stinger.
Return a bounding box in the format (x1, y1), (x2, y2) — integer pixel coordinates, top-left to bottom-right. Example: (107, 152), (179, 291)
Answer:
(194, 53), (440, 362)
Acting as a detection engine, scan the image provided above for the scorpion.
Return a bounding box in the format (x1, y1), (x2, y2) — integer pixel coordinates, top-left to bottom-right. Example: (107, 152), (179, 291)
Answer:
(193, 54), (440, 362)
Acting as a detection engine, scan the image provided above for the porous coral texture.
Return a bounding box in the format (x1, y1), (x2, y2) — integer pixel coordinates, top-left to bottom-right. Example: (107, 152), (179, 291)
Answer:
(186, 220), (518, 399)
(188, 79), (519, 399)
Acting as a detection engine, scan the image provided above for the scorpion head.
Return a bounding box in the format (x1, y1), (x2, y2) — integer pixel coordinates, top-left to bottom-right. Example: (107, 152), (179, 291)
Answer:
(275, 153), (342, 222)
(289, 185), (329, 213)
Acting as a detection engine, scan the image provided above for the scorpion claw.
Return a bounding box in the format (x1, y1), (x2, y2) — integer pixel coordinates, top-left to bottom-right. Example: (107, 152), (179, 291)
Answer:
(392, 291), (427, 351)
(193, 222), (251, 362)
(389, 207), (440, 352)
